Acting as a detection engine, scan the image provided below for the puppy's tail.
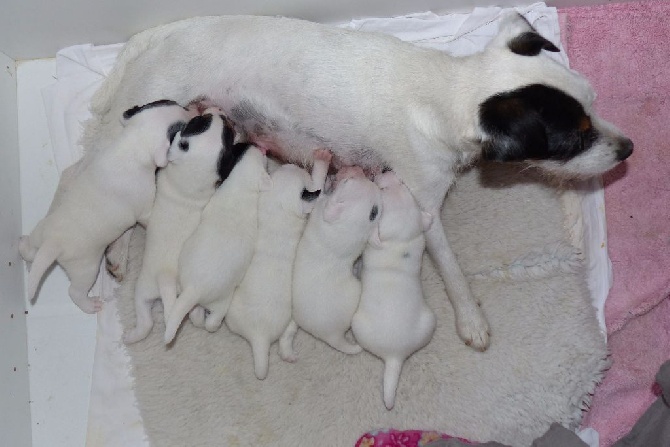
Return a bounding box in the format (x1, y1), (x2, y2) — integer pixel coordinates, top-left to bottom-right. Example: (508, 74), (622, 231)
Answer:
(383, 357), (404, 410)
(251, 338), (272, 380)
(25, 243), (60, 302)
(164, 287), (198, 344)
(157, 271), (178, 327)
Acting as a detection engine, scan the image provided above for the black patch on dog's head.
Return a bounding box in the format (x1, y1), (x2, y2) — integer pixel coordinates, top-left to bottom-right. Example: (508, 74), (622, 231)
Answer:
(508, 31), (560, 56)
(182, 114), (213, 138)
(479, 84), (599, 163)
(167, 121), (186, 144)
(122, 99), (179, 120)
(215, 122), (251, 187)
(369, 205), (379, 222)
(301, 189), (321, 202)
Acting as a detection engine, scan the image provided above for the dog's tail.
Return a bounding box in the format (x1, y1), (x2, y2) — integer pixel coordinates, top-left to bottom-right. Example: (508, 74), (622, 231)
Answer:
(251, 338), (272, 380)
(383, 357), (404, 410)
(25, 243), (60, 302)
(164, 287), (199, 344)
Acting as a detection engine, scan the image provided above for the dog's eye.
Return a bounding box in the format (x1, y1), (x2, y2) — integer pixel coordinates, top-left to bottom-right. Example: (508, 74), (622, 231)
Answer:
(179, 140), (189, 151)
(369, 205), (379, 221)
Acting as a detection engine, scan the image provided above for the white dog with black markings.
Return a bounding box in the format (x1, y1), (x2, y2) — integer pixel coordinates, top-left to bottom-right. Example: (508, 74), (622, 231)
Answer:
(19, 100), (194, 314)
(164, 146), (272, 343)
(285, 167), (382, 355)
(124, 111), (244, 344)
(351, 171), (436, 410)
(225, 149), (331, 380)
(86, 11), (633, 350)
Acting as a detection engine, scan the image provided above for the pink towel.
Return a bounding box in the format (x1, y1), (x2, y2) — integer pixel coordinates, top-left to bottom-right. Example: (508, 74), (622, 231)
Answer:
(560, 1), (670, 445)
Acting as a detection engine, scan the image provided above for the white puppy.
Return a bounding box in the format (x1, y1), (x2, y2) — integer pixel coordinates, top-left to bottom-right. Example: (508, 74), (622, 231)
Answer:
(124, 111), (244, 343)
(19, 100), (193, 313)
(351, 171), (436, 410)
(87, 12), (633, 350)
(164, 146), (272, 343)
(286, 167), (382, 355)
(225, 149), (332, 380)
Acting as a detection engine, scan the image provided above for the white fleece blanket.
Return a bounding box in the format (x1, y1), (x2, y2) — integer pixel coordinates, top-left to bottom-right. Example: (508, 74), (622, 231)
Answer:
(40, 3), (608, 446)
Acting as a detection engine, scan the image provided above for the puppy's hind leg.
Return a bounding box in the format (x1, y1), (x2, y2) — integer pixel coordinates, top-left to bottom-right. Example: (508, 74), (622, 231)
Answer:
(105, 228), (133, 282)
(325, 334), (363, 355)
(279, 320), (298, 362)
(164, 287), (200, 344)
(18, 235), (39, 263)
(203, 297), (232, 333)
(65, 257), (104, 314)
(189, 306), (206, 328)
(157, 270), (178, 326)
(124, 280), (158, 344)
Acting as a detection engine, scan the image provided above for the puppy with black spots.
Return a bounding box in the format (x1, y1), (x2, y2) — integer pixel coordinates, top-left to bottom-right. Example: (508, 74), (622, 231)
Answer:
(285, 166), (382, 355)
(124, 110), (245, 344)
(19, 100), (194, 314)
(90, 11), (634, 350)
(164, 146), (272, 343)
(226, 149), (332, 380)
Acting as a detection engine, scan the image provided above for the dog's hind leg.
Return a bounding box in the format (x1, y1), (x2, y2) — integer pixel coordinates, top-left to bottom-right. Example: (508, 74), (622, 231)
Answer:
(325, 334), (362, 355)
(124, 279), (158, 344)
(18, 235), (39, 262)
(279, 320), (298, 363)
(65, 256), (103, 314)
(105, 228), (133, 282)
(203, 296), (232, 333)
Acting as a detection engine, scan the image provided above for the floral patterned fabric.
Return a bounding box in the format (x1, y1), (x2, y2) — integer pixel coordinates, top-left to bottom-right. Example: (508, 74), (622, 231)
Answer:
(355, 429), (474, 447)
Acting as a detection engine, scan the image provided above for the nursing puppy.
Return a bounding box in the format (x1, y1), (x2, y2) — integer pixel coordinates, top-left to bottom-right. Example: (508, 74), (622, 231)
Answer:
(286, 167), (382, 355)
(124, 111), (243, 344)
(19, 100), (193, 313)
(88, 11), (634, 350)
(225, 149), (331, 380)
(351, 171), (436, 410)
(164, 146), (271, 343)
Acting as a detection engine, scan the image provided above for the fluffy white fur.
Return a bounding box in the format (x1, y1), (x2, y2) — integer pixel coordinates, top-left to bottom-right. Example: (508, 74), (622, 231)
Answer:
(225, 149), (331, 379)
(351, 171), (436, 410)
(85, 12), (632, 350)
(124, 112), (227, 344)
(164, 147), (272, 343)
(288, 167), (382, 355)
(19, 102), (193, 313)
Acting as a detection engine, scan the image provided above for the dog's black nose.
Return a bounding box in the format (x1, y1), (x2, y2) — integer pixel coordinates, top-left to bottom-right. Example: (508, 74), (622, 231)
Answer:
(616, 138), (634, 161)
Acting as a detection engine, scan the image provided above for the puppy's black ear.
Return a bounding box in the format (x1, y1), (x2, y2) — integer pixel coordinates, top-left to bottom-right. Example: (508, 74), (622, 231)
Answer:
(508, 31), (560, 56)
(479, 92), (548, 162)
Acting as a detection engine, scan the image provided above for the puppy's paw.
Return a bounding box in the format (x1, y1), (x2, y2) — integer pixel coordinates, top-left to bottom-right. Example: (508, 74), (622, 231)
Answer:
(456, 306), (490, 352)
(279, 343), (297, 363)
(189, 307), (206, 328)
(75, 296), (103, 314)
(18, 236), (36, 262)
(123, 327), (149, 345)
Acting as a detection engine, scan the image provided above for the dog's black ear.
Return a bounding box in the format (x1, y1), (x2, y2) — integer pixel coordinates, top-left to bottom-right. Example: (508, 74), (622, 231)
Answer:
(167, 121), (186, 144)
(479, 91), (548, 162)
(508, 31), (560, 56)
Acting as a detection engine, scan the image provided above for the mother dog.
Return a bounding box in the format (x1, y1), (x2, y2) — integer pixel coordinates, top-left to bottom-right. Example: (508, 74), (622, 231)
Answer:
(82, 11), (632, 350)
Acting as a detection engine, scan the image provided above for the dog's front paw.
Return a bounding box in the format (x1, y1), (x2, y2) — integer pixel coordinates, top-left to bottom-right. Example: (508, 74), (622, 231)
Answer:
(456, 306), (490, 352)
